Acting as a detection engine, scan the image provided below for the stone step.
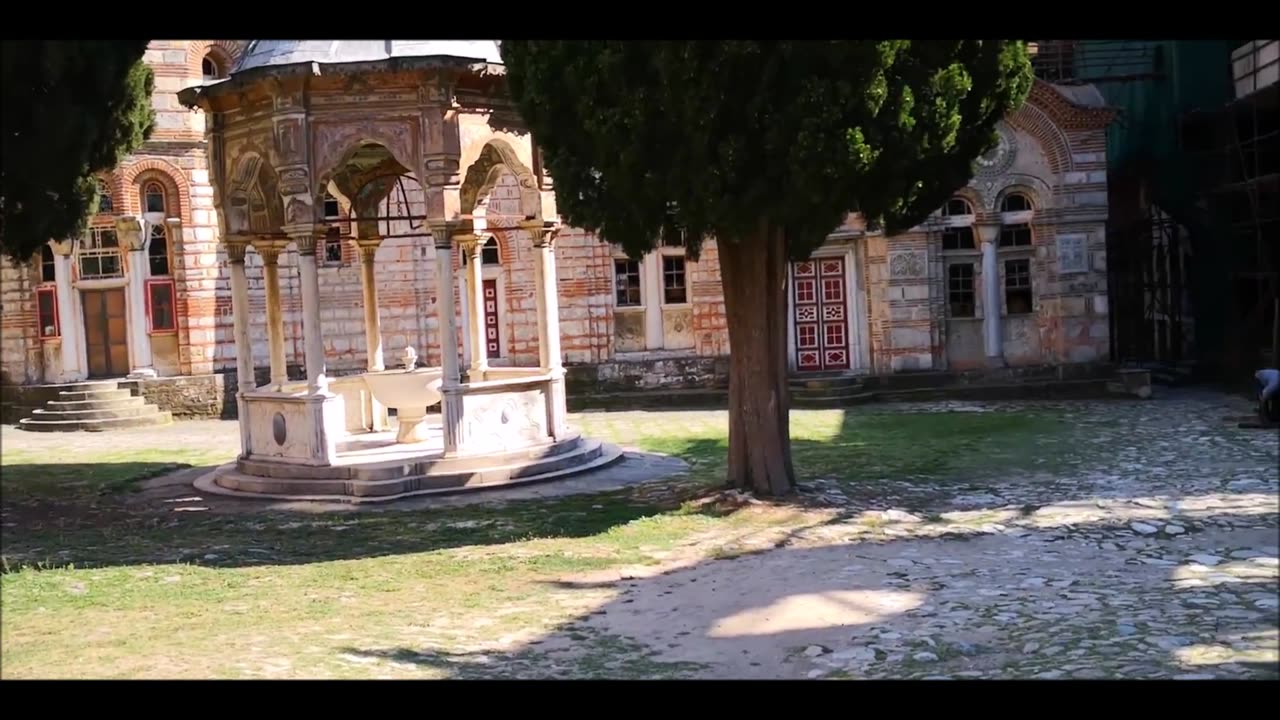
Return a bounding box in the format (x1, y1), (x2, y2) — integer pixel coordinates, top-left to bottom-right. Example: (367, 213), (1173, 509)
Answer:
(17, 412), (173, 432)
(569, 388), (727, 411)
(791, 391), (878, 408)
(238, 434), (588, 482)
(210, 439), (623, 502)
(46, 396), (147, 412)
(58, 388), (133, 402)
(871, 378), (1117, 403)
(29, 404), (163, 421)
(788, 374), (863, 391)
(790, 383), (865, 400)
(55, 380), (121, 394)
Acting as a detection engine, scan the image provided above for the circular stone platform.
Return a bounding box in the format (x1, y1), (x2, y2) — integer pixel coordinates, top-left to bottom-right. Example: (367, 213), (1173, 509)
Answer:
(194, 432), (630, 504)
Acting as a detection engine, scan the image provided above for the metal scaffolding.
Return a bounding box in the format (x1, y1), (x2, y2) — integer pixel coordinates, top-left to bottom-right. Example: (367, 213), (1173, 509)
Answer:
(1180, 76), (1280, 373)
(1029, 40), (1166, 85)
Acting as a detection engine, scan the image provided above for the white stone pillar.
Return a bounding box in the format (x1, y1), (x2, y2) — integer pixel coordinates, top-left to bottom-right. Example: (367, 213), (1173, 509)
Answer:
(50, 241), (82, 382)
(114, 216), (155, 378)
(461, 234), (488, 380)
(977, 222), (1005, 367)
(531, 225), (564, 370)
(643, 252), (664, 350)
(259, 244), (288, 389)
(527, 221), (567, 439)
(431, 223), (464, 454)
(357, 239), (385, 372)
(294, 232), (329, 395)
(227, 242), (254, 457)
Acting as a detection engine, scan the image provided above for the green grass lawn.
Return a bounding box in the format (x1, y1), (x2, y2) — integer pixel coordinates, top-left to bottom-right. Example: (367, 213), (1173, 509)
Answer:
(0, 446), (234, 504)
(0, 407), (1075, 679)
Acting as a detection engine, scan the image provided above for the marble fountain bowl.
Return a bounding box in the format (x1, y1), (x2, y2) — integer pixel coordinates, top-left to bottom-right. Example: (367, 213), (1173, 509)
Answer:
(362, 366), (444, 443)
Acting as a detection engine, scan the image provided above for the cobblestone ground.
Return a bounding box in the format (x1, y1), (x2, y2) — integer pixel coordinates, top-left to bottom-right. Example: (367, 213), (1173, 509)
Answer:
(2, 390), (1276, 679)
(569, 390), (1280, 680)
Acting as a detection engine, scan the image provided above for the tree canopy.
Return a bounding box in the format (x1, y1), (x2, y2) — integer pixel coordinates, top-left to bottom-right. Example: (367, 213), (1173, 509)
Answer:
(498, 41), (1034, 496)
(498, 41), (1032, 260)
(1, 41), (156, 261)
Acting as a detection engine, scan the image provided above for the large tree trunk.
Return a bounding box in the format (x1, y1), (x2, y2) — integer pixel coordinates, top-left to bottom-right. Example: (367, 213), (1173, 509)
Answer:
(718, 222), (796, 496)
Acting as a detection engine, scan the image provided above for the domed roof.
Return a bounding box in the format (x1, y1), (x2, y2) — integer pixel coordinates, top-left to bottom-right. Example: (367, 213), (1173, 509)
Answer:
(233, 40), (502, 74)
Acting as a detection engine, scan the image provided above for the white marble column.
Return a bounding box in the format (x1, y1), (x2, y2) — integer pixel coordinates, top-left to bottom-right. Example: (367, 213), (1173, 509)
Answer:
(357, 239), (385, 372)
(114, 216), (155, 378)
(643, 252), (664, 350)
(431, 223), (464, 454)
(258, 244), (288, 389)
(527, 221), (567, 439)
(530, 225), (564, 370)
(977, 222), (1005, 367)
(227, 242), (254, 456)
(49, 241), (82, 382)
(294, 233), (329, 395)
(461, 234), (488, 380)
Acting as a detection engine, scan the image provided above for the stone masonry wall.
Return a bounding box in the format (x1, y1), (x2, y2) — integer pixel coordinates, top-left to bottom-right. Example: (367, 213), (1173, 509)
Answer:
(1, 258), (44, 386)
(4, 67), (1112, 395)
(863, 81), (1113, 374)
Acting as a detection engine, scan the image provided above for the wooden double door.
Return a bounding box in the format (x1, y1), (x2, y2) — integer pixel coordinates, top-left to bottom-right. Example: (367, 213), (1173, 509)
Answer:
(791, 257), (851, 372)
(83, 288), (129, 378)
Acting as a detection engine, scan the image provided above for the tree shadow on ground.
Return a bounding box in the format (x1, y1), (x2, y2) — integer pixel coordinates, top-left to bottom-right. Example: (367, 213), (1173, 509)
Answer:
(338, 510), (1280, 680)
(1, 388), (1273, 580)
(0, 451), (749, 572)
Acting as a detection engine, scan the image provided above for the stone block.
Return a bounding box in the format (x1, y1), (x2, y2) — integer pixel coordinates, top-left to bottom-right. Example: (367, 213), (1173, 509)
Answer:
(1074, 191), (1108, 207)
(1060, 296), (1088, 317)
(890, 327), (931, 350)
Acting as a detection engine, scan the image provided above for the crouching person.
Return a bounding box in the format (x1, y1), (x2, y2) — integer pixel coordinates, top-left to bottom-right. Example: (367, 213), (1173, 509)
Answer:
(1257, 368), (1280, 423)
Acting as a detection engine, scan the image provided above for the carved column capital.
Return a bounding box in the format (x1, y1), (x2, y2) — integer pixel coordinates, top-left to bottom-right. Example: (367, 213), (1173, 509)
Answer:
(255, 243), (283, 266)
(225, 240), (249, 264)
(282, 223), (322, 255)
(114, 215), (146, 252)
(975, 221), (1001, 247)
(454, 232), (484, 257)
(428, 221), (458, 250)
(354, 238), (382, 264)
(522, 220), (562, 249)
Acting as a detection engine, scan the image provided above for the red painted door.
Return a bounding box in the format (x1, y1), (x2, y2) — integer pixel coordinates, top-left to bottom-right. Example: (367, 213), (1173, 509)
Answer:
(483, 278), (501, 358)
(792, 257), (850, 372)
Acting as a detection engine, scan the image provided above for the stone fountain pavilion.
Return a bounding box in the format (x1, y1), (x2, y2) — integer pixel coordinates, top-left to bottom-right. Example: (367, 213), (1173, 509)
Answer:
(178, 40), (621, 501)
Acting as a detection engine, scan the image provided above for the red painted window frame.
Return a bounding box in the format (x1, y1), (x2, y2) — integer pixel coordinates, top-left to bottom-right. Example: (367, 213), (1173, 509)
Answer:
(145, 277), (178, 335)
(36, 286), (60, 340)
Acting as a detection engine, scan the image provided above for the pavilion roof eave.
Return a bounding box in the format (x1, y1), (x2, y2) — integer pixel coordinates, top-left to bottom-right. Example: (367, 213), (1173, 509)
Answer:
(177, 57), (506, 110)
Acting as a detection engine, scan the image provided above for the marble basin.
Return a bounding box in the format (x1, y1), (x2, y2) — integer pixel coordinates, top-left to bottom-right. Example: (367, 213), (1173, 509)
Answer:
(362, 367), (444, 443)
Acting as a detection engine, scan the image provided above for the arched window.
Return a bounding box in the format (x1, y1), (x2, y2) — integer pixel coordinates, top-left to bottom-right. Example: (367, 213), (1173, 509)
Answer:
(1000, 193), (1033, 213)
(40, 244), (56, 283)
(997, 192), (1035, 314)
(143, 182), (166, 215)
(97, 180), (114, 214)
(322, 193), (341, 219)
(999, 192), (1033, 248)
(148, 223), (170, 276)
(202, 54), (224, 81)
(942, 198), (974, 217)
(482, 237), (500, 265)
(940, 197), (976, 251)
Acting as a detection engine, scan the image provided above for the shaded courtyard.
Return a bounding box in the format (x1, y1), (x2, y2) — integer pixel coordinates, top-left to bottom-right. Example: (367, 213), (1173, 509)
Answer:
(1, 390), (1276, 679)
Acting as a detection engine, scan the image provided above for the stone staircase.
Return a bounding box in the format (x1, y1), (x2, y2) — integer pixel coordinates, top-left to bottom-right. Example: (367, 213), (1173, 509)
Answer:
(788, 365), (1148, 408)
(789, 371), (874, 408)
(17, 380), (172, 432)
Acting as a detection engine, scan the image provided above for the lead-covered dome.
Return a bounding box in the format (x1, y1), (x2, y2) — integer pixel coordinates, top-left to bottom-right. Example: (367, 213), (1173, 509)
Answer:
(233, 40), (503, 74)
